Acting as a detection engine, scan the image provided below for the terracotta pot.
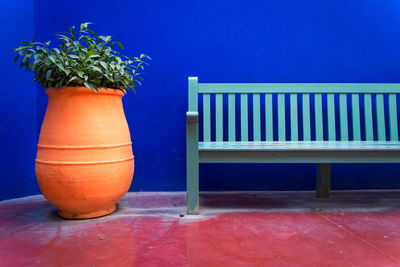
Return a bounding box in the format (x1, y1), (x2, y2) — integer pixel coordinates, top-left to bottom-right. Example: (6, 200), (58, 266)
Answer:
(35, 87), (134, 219)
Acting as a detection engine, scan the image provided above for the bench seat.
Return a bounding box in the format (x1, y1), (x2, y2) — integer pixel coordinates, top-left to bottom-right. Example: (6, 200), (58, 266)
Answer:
(199, 141), (400, 151)
(199, 141), (400, 164)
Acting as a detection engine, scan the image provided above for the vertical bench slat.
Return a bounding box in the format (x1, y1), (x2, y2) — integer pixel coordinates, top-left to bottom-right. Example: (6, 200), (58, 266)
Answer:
(352, 94), (361, 141)
(228, 94), (236, 141)
(253, 94), (261, 141)
(376, 93), (386, 141)
(241, 94), (248, 141)
(327, 93), (336, 141)
(290, 94), (298, 141)
(364, 94), (373, 141)
(203, 94), (211, 142)
(265, 94), (273, 141)
(315, 93), (323, 141)
(278, 93), (286, 141)
(389, 94), (398, 141)
(339, 94), (348, 141)
(303, 94), (311, 141)
(215, 94), (223, 141)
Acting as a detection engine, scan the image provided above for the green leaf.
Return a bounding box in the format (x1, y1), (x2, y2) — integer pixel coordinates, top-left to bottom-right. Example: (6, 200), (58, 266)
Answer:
(68, 27), (75, 40)
(99, 61), (108, 69)
(92, 85), (99, 92)
(85, 50), (97, 61)
(14, 46), (28, 52)
(68, 76), (78, 83)
(13, 55), (19, 63)
(22, 55), (29, 65)
(68, 54), (79, 59)
(99, 35), (112, 43)
(80, 22), (93, 32)
(115, 41), (124, 50)
(90, 66), (102, 73)
(48, 55), (56, 63)
(46, 69), (52, 80)
(61, 39), (66, 50)
(87, 29), (97, 37)
(88, 54), (100, 60)
(57, 34), (71, 41)
(56, 63), (65, 72)
(83, 81), (91, 88)
(83, 81), (98, 92)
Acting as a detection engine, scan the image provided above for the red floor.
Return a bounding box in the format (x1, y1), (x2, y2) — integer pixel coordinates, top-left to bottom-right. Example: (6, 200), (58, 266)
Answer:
(1, 191), (400, 266)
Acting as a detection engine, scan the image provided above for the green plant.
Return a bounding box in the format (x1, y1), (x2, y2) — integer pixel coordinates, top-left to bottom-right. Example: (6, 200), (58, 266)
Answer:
(12, 22), (150, 92)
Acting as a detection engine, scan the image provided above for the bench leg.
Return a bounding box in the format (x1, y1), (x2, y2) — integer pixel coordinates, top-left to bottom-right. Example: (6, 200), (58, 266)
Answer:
(316, 163), (331, 198)
(186, 115), (199, 215)
(187, 158), (199, 215)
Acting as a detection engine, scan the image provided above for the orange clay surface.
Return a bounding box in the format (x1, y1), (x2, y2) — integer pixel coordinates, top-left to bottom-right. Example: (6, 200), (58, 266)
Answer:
(35, 87), (134, 219)
(1, 191), (400, 266)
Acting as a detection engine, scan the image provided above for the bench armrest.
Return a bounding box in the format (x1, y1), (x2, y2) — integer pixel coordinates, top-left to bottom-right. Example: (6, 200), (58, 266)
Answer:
(186, 111), (198, 123)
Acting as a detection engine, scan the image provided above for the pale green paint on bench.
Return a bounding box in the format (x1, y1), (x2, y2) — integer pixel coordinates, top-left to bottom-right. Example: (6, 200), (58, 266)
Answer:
(389, 94), (399, 141)
(365, 94), (373, 141)
(352, 94), (361, 141)
(303, 94), (311, 141)
(186, 77), (199, 214)
(253, 94), (261, 141)
(290, 94), (298, 141)
(203, 94), (211, 142)
(278, 93), (286, 141)
(315, 94), (323, 141)
(241, 94), (248, 141)
(186, 77), (400, 214)
(377, 94), (386, 141)
(199, 141), (400, 152)
(266, 94), (273, 141)
(216, 94), (223, 142)
(228, 94), (235, 141)
(339, 94), (348, 141)
(327, 94), (336, 141)
(198, 83), (400, 93)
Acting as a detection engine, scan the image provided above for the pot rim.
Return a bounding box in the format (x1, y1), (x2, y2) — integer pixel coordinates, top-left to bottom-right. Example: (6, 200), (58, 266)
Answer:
(45, 87), (125, 97)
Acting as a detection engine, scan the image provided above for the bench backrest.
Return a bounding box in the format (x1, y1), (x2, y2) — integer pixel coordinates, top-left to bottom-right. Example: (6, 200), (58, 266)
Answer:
(188, 77), (400, 142)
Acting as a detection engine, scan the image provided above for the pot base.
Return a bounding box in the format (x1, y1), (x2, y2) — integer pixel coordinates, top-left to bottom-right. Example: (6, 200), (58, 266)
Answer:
(58, 206), (116, 220)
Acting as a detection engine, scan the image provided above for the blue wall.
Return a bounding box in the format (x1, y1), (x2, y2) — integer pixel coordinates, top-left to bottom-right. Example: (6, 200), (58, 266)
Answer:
(2, 0), (400, 200)
(0, 0), (37, 200)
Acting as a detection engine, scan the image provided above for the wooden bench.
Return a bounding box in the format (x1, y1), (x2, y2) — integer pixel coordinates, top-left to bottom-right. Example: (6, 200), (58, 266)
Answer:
(186, 77), (400, 215)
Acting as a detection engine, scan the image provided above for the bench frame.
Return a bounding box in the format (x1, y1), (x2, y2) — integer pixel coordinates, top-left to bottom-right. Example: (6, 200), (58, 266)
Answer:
(186, 77), (400, 215)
